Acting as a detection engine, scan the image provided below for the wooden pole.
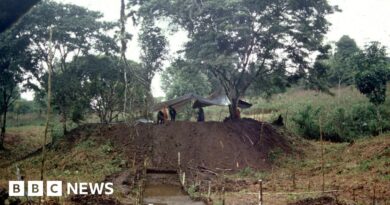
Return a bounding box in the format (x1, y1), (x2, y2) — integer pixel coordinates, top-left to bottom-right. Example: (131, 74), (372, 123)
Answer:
(258, 179), (263, 205)
(372, 184), (376, 205)
(207, 181), (211, 200)
(178, 152), (181, 167)
(271, 167), (275, 191)
(182, 172), (186, 186)
(319, 115), (325, 193)
(222, 186), (225, 205)
(292, 170), (296, 190)
(178, 152), (182, 178)
(259, 123), (264, 145)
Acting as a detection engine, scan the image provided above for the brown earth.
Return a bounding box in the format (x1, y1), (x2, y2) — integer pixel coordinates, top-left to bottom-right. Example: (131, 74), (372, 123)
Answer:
(149, 118), (291, 171)
(55, 119), (292, 204)
(0, 119), (293, 205)
(60, 118), (291, 173)
(287, 196), (347, 205)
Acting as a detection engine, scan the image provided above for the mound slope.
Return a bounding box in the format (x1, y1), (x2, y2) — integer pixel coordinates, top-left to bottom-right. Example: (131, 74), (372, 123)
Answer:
(59, 119), (292, 172)
(148, 119), (291, 171)
(80, 118), (292, 172)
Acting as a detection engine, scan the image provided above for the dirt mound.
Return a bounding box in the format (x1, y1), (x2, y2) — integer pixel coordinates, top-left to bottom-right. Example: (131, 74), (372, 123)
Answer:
(64, 119), (291, 172)
(56, 119), (291, 175)
(288, 196), (347, 205)
(148, 118), (291, 171)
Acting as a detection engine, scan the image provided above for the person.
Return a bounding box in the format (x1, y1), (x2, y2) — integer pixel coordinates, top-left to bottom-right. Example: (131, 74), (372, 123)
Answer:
(236, 108), (241, 119)
(197, 107), (205, 122)
(168, 106), (177, 121)
(157, 110), (164, 124)
(162, 106), (168, 123)
(272, 114), (284, 126)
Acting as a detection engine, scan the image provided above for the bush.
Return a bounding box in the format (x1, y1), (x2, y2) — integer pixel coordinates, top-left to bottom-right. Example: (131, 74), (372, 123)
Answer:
(291, 102), (390, 142)
(292, 105), (321, 140)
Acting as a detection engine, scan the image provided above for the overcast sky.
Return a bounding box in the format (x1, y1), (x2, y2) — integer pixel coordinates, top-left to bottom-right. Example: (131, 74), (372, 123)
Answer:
(22, 0), (390, 100)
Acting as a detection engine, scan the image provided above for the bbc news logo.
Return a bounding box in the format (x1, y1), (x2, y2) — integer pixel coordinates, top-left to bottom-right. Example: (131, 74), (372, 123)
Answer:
(9, 181), (114, 196)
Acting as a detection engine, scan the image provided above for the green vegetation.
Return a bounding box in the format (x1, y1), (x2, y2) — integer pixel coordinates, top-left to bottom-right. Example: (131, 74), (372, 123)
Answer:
(245, 84), (390, 142)
(145, 0), (336, 119)
(1, 0), (389, 204)
(0, 126), (124, 194)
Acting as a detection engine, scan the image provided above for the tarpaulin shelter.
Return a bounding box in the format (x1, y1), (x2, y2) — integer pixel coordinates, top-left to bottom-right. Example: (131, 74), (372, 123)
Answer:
(152, 91), (252, 112)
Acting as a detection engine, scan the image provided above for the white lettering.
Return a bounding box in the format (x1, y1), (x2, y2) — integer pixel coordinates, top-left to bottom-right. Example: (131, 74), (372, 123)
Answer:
(79, 182), (88, 195)
(28, 181), (43, 196)
(67, 183), (78, 195)
(9, 181), (24, 196)
(104, 183), (114, 195)
(89, 183), (104, 195)
(47, 181), (62, 196)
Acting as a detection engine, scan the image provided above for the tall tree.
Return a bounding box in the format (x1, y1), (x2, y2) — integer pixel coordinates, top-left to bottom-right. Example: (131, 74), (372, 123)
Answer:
(161, 59), (212, 119)
(139, 19), (168, 88)
(306, 44), (333, 94)
(354, 42), (390, 133)
(329, 35), (360, 91)
(20, 0), (117, 133)
(136, 0), (337, 119)
(138, 19), (168, 116)
(162, 59), (212, 99)
(120, 0), (129, 118)
(0, 28), (36, 149)
(82, 56), (126, 123)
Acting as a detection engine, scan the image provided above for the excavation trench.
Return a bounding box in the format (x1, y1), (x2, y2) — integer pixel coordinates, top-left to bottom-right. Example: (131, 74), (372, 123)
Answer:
(143, 170), (205, 205)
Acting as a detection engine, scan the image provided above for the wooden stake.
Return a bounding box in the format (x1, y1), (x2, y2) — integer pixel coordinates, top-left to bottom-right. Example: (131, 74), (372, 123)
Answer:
(182, 172), (186, 186)
(222, 186), (225, 205)
(207, 181), (211, 199)
(319, 115), (325, 193)
(178, 152), (181, 167)
(258, 179), (263, 205)
(271, 167), (275, 191)
(292, 170), (296, 190)
(372, 184), (376, 205)
(259, 123), (264, 145)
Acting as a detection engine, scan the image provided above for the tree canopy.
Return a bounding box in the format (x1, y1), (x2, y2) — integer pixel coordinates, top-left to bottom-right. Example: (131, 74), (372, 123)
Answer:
(329, 35), (360, 87)
(135, 0), (337, 118)
(354, 42), (390, 105)
(0, 26), (37, 148)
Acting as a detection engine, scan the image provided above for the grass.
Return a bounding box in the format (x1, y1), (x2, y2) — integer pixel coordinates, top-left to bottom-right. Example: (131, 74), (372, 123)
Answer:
(220, 134), (390, 204)
(0, 125), (46, 163)
(1, 85), (389, 204)
(242, 85), (390, 141)
(0, 124), (125, 203)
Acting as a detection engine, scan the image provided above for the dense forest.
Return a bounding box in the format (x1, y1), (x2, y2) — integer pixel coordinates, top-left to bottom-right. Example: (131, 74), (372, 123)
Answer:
(0, 1), (389, 204)
(1, 0), (389, 147)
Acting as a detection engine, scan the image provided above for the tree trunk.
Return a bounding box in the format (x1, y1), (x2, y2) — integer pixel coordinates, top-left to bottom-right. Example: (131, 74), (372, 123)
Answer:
(40, 27), (53, 187)
(16, 112), (19, 127)
(376, 106), (382, 135)
(228, 98), (239, 120)
(62, 113), (67, 135)
(120, 0), (128, 120)
(0, 105), (8, 150)
(338, 78), (341, 104)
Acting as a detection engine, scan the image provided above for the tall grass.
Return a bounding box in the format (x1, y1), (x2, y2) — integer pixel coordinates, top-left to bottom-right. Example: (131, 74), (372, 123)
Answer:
(244, 85), (390, 141)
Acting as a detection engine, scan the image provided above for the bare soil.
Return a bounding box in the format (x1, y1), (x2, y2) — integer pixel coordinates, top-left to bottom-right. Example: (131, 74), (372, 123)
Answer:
(59, 119), (292, 204)
(287, 196), (346, 205)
